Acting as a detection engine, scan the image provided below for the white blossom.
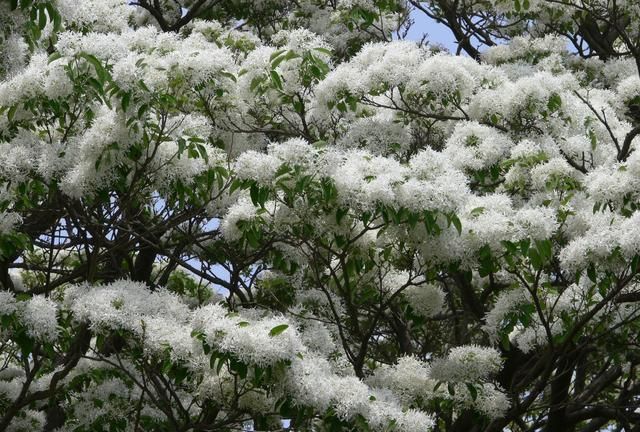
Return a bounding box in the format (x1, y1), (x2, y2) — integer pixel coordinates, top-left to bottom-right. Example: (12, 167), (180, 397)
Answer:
(430, 345), (503, 382)
(21, 296), (58, 342)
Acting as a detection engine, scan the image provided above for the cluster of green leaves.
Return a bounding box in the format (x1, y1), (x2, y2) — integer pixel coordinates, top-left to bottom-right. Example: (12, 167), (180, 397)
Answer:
(166, 270), (213, 305)
(7, 0), (62, 47)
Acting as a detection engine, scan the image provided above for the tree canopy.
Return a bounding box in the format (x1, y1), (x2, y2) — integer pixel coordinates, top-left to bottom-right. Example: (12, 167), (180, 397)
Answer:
(1, 0), (640, 431)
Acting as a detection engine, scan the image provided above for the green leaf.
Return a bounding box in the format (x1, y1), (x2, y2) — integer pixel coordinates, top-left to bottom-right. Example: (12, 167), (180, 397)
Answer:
(137, 79), (149, 92)
(121, 91), (131, 112)
(15, 331), (34, 357)
(190, 329), (205, 340)
(47, 51), (62, 64)
(469, 207), (485, 217)
(272, 50), (299, 69)
(528, 248), (542, 270)
(336, 208), (348, 225)
(37, 3), (47, 29)
(219, 70), (237, 82)
(587, 264), (597, 283)
(7, 105), (17, 122)
(216, 355), (226, 374)
(137, 103), (148, 119)
(466, 383), (478, 401)
(313, 47), (333, 56)
(172, 366), (188, 384)
(588, 129), (597, 151)
(535, 239), (552, 261)
(269, 49), (286, 61)
(501, 333), (511, 350)
(632, 255), (640, 273)
(45, 3), (61, 31)
(354, 414), (371, 432)
(79, 53), (109, 83)
(249, 184), (260, 206)
(547, 93), (562, 112)
(269, 324), (289, 337)
(250, 76), (264, 92)
(230, 358), (248, 379)
(229, 179), (244, 195)
(270, 70), (283, 91)
(450, 213), (462, 235)
(86, 77), (103, 95)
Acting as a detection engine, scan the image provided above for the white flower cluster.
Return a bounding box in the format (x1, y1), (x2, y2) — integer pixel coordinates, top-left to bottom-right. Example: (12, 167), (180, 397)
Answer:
(404, 54), (490, 108)
(400, 149), (470, 213)
(0, 291), (18, 316)
(464, 195), (557, 246)
(444, 121), (513, 171)
(584, 151), (640, 205)
(482, 35), (568, 66)
(192, 303), (304, 366)
(403, 283), (446, 317)
(21, 296), (59, 343)
(0, 211), (22, 235)
(56, 279), (451, 430)
(5, 409), (46, 432)
(332, 150), (407, 209)
(472, 72), (576, 124)
(314, 43), (500, 122)
(560, 210), (640, 270)
(0, 292), (58, 343)
(1, 34), (28, 77)
(430, 345), (503, 383)
(61, 377), (134, 429)
(57, 0), (134, 32)
(0, 53), (48, 109)
(233, 152), (281, 185)
(369, 353), (509, 419)
(418, 194), (558, 265)
(0, 21), (241, 200)
(65, 280), (194, 359)
(338, 110), (412, 155)
(313, 40), (427, 113)
(288, 354), (435, 432)
(483, 289), (529, 341)
(368, 356), (436, 403)
(616, 74), (640, 104)
(4, 1), (640, 429)
(220, 197), (261, 241)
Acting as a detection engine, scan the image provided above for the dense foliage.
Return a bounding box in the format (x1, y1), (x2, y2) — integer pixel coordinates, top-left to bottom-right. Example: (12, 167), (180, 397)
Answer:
(1, 0), (640, 431)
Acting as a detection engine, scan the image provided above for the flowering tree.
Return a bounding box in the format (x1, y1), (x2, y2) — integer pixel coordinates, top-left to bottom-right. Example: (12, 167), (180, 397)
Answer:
(1, 0), (640, 431)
